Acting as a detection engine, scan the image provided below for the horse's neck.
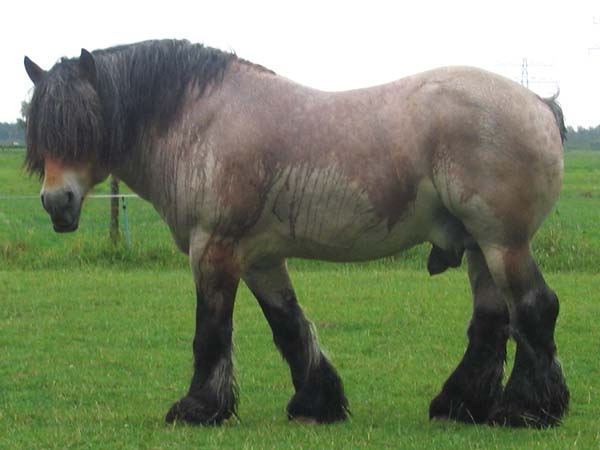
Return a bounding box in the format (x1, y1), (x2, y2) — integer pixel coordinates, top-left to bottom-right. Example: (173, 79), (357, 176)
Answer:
(111, 63), (311, 210)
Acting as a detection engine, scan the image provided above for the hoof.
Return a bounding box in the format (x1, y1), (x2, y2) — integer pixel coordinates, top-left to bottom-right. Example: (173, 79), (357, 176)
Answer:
(487, 358), (569, 428)
(291, 416), (319, 425)
(488, 403), (562, 428)
(429, 391), (487, 424)
(429, 357), (504, 425)
(286, 359), (349, 424)
(165, 396), (233, 426)
(287, 399), (348, 424)
(488, 384), (569, 428)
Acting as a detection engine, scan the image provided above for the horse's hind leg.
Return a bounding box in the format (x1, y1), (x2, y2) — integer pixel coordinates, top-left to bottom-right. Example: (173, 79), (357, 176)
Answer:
(483, 244), (569, 427)
(166, 238), (240, 425)
(243, 260), (348, 423)
(429, 249), (509, 423)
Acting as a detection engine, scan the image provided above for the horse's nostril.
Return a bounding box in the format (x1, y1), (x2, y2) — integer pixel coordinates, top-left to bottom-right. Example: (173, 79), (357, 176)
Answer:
(66, 191), (74, 203)
(40, 193), (46, 208)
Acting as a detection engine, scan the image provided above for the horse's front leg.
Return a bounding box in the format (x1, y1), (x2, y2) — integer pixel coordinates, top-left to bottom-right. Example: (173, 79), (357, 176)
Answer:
(166, 238), (240, 426)
(243, 260), (349, 423)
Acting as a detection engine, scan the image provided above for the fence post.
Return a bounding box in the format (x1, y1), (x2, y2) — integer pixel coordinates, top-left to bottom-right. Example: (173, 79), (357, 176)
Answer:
(121, 196), (132, 249)
(110, 176), (120, 244)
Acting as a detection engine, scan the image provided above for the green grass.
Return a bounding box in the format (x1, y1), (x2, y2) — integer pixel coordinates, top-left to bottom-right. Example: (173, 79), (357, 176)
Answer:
(0, 149), (184, 270)
(2, 148), (600, 272)
(2, 268), (599, 449)
(2, 148), (600, 448)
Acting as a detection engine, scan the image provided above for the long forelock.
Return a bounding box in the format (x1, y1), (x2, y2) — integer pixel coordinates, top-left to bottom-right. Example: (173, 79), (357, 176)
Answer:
(25, 60), (104, 176)
(25, 40), (253, 175)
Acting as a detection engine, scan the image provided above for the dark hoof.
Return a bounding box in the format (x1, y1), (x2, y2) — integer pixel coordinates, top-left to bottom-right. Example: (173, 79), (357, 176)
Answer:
(287, 359), (349, 424)
(487, 360), (569, 428)
(287, 398), (348, 424)
(429, 354), (504, 424)
(287, 393), (348, 424)
(487, 384), (569, 428)
(429, 391), (487, 424)
(488, 403), (562, 428)
(165, 396), (232, 426)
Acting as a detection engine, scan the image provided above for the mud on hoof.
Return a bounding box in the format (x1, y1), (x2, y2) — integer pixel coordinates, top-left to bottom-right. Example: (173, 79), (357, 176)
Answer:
(488, 360), (569, 428)
(165, 395), (235, 426)
(287, 359), (349, 424)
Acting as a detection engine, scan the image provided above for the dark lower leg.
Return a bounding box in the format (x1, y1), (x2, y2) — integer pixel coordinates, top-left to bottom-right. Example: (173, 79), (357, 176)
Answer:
(489, 284), (569, 427)
(244, 263), (348, 423)
(480, 246), (569, 427)
(430, 250), (509, 423)
(261, 290), (348, 422)
(429, 308), (508, 423)
(166, 244), (239, 426)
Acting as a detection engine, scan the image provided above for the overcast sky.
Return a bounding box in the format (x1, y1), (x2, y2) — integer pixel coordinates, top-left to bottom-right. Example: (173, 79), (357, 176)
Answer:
(2, 0), (599, 127)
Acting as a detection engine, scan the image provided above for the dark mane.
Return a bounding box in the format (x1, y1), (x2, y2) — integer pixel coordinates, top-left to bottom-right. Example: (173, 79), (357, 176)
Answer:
(26, 39), (237, 175)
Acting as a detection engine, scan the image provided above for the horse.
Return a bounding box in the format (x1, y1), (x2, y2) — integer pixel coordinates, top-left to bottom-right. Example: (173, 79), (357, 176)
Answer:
(23, 39), (569, 428)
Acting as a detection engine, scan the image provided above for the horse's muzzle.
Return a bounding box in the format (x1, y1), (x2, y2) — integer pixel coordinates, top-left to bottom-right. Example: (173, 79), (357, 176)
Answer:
(40, 189), (81, 233)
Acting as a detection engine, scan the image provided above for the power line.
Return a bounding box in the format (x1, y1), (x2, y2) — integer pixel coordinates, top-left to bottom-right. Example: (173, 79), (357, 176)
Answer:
(589, 16), (600, 54)
(521, 58), (557, 88)
(521, 58), (529, 88)
(495, 58), (556, 91)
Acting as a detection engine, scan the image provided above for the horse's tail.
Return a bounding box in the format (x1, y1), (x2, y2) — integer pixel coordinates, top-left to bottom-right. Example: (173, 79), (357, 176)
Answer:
(541, 90), (567, 143)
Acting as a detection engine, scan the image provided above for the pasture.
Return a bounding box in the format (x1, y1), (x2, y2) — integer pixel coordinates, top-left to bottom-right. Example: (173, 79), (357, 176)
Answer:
(1, 149), (600, 448)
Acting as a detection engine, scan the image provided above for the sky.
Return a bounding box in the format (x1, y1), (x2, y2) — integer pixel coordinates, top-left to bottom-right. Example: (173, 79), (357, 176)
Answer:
(2, 0), (599, 127)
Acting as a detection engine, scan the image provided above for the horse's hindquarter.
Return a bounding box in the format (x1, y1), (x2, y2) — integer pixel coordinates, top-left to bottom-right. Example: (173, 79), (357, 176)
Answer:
(424, 67), (564, 246)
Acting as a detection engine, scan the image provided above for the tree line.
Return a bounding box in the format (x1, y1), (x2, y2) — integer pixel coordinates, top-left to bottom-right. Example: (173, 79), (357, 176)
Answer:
(565, 125), (600, 150)
(0, 122), (24, 146)
(0, 101), (27, 146)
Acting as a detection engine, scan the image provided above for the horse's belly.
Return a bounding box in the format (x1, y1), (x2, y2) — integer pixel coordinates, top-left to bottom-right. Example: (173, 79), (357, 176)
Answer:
(284, 216), (427, 262)
(247, 172), (440, 263)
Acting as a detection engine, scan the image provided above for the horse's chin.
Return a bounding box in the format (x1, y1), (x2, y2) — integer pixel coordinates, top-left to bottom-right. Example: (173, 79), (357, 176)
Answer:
(52, 221), (79, 233)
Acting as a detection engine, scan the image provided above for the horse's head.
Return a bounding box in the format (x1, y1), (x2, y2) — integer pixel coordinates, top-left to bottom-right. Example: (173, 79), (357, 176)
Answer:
(37, 155), (106, 232)
(24, 50), (109, 232)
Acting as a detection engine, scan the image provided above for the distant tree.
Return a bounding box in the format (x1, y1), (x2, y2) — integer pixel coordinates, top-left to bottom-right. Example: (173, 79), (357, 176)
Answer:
(0, 122), (25, 145)
(16, 100), (29, 130)
(564, 124), (600, 150)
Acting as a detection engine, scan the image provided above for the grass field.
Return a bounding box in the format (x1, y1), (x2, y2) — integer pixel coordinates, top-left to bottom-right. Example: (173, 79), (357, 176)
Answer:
(1, 149), (600, 448)
(2, 149), (600, 272)
(2, 269), (599, 449)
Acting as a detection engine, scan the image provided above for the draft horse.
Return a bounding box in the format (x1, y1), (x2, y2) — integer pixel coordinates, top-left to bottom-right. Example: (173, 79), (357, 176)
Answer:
(24, 39), (569, 427)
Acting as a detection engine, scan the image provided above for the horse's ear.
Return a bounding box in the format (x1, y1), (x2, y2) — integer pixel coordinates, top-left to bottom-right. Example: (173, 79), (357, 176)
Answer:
(79, 49), (97, 88)
(24, 56), (46, 85)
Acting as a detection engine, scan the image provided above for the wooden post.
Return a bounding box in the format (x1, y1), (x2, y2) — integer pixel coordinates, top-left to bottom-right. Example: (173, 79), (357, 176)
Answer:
(110, 176), (120, 245)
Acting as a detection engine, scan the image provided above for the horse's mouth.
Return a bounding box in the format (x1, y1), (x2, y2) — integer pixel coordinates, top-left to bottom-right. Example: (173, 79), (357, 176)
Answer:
(52, 220), (79, 233)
